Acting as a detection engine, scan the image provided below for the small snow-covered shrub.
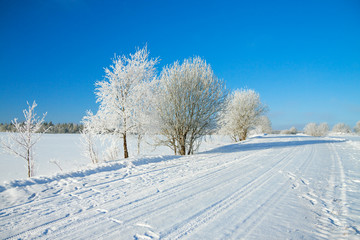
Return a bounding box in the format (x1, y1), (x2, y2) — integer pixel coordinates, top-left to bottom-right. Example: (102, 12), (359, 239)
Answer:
(280, 126), (297, 135)
(304, 123), (317, 136)
(304, 122), (328, 137)
(332, 123), (352, 134)
(250, 116), (272, 135)
(318, 122), (329, 136)
(354, 121), (360, 134)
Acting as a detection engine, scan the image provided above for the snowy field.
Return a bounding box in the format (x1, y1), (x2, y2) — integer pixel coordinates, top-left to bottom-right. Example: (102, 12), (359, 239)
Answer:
(0, 134), (360, 239)
(0, 133), (232, 183)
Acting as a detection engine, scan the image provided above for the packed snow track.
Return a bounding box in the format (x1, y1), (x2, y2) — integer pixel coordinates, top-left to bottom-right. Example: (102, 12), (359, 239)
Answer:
(1, 135), (360, 239)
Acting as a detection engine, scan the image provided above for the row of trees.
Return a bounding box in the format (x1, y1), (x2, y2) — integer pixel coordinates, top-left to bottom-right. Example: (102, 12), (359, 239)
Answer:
(0, 122), (83, 133)
(304, 122), (360, 136)
(1, 46), (270, 177)
(81, 46), (269, 163)
(282, 121), (360, 137)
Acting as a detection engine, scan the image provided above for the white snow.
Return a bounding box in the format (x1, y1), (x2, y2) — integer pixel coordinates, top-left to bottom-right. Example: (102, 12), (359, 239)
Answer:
(0, 134), (360, 239)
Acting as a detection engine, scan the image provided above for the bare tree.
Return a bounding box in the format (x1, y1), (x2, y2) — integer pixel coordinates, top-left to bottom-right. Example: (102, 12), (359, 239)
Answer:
(94, 46), (158, 159)
(220, 89), (267, 141)
(156, 57), (227, 155)
(1, 101), (48, 178)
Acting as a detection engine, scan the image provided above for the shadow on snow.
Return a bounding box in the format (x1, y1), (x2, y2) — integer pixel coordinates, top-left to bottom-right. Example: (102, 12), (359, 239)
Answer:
(202, 135), (346, 154)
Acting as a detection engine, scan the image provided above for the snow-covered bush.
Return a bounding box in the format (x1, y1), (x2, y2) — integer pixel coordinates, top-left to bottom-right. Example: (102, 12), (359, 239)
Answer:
(332, 123), (352, 134)
(354, 121), (360, 134)
(156, 57), (227, 155)
(304, 122), (328, 137)
(304, 123), (317, 136)
(0, 101), (49, 177)
(92, 46), (158, 159)
(80, 111), (100, 164)
(219, 89), (267, 141)
(250, 116), (272, 135)
(280, 126), (297, 135)
(318, 122), (329, 136)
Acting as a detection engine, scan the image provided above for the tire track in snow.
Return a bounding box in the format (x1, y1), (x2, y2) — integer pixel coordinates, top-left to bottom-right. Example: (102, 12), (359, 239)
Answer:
(0, 149), (252, 213)
(1, 150), (260, 239)
(232, 142), (316, 239)
(0, 163), (183, 212)
(48, 147), (289, 239)
(160, 145), (302, 239)
(1, 154), (220, 237)
(315, 142), (349, 239)
(50, 149), (276, 239)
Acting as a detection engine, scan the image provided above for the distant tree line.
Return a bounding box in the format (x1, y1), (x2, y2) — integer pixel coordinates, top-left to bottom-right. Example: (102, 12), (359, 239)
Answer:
(0, 122), (83, 134)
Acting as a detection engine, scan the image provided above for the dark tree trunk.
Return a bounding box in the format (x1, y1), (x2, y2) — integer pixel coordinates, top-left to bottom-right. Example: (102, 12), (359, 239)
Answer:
(123, 133), (129, 158)
(241, 129), (247, 141)
(179, 134), (186, 155)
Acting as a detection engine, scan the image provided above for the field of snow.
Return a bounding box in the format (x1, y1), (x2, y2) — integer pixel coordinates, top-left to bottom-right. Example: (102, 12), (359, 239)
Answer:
(0, 133), (232, 183)
(1, 134), (360, 239)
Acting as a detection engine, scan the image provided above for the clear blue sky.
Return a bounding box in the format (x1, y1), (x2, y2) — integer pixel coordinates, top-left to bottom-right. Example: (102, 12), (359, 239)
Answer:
(0, 0), (359, 130)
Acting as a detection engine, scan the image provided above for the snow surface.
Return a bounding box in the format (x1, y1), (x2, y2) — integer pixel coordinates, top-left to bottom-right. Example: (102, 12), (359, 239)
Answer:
(1, 134), (360, 239)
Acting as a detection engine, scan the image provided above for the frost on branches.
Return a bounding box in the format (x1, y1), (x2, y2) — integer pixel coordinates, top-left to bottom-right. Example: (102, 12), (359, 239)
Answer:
(0, 101), (49, 178)
(250, 116), (272, 135)
(280, 127), (297, 135)
(156, 57), (227, 155)
(92, 46), (158, 159)
(332, 123), (352, 134)
(80, 111), (100, 164)
(304, 122), (329, 137)
(354, 121), (360, 134)
(220, 89), (267, 142)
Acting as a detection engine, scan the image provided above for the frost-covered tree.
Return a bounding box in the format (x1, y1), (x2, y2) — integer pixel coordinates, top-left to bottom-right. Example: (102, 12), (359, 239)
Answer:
(220, 89), (267, 142)
(156, 57), (227, 155)
(251, 116), (272, 135)
(354, 121), (360, 134)
(332, 123), (352, 134)
(318, 122), (329, 136)
(94, 46), (158, 159)
(304, 123), (317, 136)
(280, 126), (297, 135)
(289, 126), (297, 134)
(259, 116), (272, 134)
(80, 111), (99, 164)
(0, 101), (48, 178)
(304, 122), (328, 137)
(131, 79), (159, 155)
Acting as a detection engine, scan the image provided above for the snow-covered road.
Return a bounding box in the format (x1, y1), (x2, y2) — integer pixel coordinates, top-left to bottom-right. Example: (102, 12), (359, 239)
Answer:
(1, 135), (359, 239)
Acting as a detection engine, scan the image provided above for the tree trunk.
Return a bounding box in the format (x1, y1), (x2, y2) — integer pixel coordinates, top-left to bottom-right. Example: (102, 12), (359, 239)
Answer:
(27, 149), (31, 178)
(241, 129), (247, 141)
(123, 133), (129, 158)
(180, 144), (186, 155)
(179, 134), (186, 155)
(172, 136), (177, 155)
(137, 134), (141, 155)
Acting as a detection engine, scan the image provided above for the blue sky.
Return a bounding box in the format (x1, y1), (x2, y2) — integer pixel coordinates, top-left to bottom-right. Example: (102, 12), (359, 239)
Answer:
(0, 0), (359, 130)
